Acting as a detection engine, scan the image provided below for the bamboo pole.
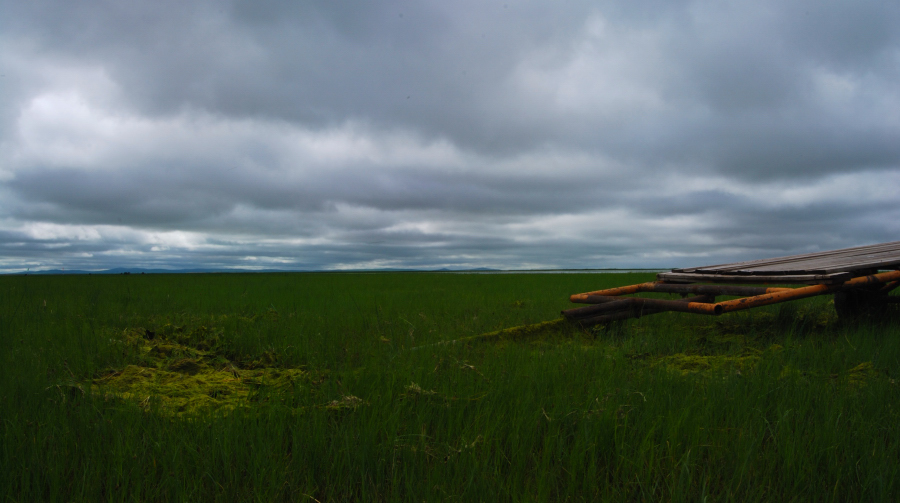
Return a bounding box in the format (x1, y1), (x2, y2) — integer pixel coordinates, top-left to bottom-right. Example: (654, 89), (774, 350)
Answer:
(562, 295), (715, 319)
(570, 282), (791, 303)
(711, 270), (900, 315)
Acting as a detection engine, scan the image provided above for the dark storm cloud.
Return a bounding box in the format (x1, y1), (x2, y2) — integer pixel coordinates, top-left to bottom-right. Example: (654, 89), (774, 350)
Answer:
(0, 0), (898, 271)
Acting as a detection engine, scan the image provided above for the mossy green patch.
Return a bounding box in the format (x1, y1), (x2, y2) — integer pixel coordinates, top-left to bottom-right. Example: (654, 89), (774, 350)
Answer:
(463, 318), (575, 343)
(651, 352), (762, 376)
(92, 326), (325, 417)
(778, 361), (886, 388)
(412, 318), (578, 350)
(845, 361), (877, 386)
(93, 364), (315, 416)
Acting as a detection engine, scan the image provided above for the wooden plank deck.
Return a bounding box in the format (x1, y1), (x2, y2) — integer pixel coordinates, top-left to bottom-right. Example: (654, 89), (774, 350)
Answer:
(657, 241), (900, 284)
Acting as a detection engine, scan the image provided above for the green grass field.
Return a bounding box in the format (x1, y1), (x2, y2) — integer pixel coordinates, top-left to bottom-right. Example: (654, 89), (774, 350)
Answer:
(2, 272), (899, 501)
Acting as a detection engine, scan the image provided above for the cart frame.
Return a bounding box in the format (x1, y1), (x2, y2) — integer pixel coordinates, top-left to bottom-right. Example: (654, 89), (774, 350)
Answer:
(564, 242), (900, 327)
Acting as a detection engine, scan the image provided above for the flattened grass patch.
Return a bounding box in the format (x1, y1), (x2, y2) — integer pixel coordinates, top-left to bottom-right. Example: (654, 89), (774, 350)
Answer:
(92, 326), (326, 417)
(650, 350), (765, 376)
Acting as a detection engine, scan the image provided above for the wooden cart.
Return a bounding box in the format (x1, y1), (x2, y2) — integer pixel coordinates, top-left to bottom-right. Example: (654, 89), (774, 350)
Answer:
(564, 241), (900, 327)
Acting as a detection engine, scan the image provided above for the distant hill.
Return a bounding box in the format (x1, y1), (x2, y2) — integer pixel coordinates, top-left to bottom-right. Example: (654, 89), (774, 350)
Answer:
(13, 267), (234, 275)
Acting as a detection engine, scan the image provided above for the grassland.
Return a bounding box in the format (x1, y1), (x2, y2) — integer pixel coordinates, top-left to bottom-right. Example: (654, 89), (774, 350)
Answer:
(2, 272), (899, 501)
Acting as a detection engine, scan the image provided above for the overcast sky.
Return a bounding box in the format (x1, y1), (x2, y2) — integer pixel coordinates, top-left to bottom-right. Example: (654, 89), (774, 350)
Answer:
(1, 0), (899, 272)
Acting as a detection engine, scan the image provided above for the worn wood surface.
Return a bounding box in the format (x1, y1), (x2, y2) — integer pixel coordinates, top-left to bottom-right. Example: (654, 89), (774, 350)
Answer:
(657, 241), (900, 284)
(657, 272), (853, 284)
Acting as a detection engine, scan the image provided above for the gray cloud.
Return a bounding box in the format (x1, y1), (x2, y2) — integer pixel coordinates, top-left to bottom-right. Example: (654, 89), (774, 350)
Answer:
(0, 0), (898, 272)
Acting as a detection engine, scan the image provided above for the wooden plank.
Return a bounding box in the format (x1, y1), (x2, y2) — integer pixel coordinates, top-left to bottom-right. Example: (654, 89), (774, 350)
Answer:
(672, 241), (900, 276)
(657, 271), (854, 285)
(728, 249), (900, 273)
(676, 241), (900, 273)
(700, 246), (900, 273)
(678, 249), (899, 274)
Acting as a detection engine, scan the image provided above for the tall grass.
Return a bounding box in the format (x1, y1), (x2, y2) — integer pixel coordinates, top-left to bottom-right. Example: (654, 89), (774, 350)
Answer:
(1, 272), (899, 501)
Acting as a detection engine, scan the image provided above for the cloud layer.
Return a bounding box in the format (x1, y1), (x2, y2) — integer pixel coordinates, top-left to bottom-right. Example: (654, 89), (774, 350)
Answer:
(1, 0), (899, 271)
